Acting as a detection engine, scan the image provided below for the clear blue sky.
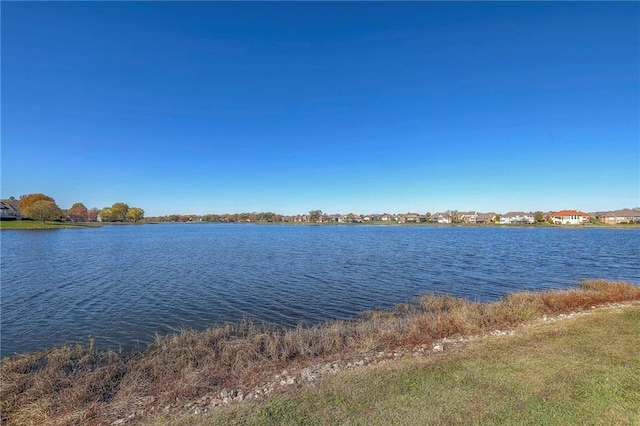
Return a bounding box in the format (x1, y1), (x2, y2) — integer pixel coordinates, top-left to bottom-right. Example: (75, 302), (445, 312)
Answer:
(2, 2), (638, 216)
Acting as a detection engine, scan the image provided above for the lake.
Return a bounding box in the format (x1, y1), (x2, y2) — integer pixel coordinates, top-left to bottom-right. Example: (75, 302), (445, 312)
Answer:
(1, 224), (638, 358)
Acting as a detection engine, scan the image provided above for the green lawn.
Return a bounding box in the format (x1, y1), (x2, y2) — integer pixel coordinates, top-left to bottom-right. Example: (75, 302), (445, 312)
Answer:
(154, 304), (640, 425)
(0, 220), (101, 229)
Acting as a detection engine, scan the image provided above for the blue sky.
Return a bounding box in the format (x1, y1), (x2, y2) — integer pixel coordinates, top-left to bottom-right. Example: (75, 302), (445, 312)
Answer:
(2, 2), (638, 216)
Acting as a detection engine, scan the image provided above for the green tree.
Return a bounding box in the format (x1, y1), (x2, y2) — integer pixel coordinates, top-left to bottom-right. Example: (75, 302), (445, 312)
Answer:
(534, 211), (545, 223)
(127, 207), (144, 222)
(309, 210), (323, 223)
(99, 207), (115, 222)
(493, 214), (501, 223)
(68, 203), (88, 222)
(110, 203), (129, 222)
(25, 200), (63, 222)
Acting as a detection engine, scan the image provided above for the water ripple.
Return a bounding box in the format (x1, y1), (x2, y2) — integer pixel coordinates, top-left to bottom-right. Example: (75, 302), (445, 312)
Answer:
(1, 225), (639, 357)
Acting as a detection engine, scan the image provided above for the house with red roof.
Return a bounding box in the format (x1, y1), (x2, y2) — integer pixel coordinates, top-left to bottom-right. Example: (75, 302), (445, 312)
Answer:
(549, 210), (590, 225)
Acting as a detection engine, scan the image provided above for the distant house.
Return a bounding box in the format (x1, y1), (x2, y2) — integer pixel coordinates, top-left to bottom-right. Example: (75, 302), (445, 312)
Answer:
(595, 209), (640, 224)
(337, 215), (362, 223)
(550, 210), (590, 225)
(0, 200), (21, 220)
(500, 212), (535, 225)
(431, 213), (451, 224)
(458, 212), (478, 224)
(457, 211), (495, 224)
(477, 212), (496, 224)
(438, 215), (451, 224)
(398, 213), (423, 223)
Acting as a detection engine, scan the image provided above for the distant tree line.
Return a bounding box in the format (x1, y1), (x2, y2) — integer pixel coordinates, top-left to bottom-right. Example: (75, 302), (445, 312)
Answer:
(145, 211), (333, 224)
(7, 193), (144, 223)
(145, 212), (285, 223)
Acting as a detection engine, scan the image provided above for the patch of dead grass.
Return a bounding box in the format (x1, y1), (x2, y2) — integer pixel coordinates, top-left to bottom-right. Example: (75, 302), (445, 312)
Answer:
(2, 280), (639, 425)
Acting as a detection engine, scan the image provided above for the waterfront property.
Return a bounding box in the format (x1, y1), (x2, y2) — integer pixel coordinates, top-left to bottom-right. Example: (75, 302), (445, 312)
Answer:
(499, 212), (535, 225)
(398, 213), (424, 223)
(594, 208), (640, 224)
(549, 210), (590, 225)
(429, 212), (452, 224)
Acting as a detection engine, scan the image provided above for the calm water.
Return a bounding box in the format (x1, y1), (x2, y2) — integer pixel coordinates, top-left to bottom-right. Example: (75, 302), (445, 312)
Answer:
(1, 224), (638, 358)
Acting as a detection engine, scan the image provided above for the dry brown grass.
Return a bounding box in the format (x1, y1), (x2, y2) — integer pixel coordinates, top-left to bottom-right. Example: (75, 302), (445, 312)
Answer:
(2, 280), (639, 425)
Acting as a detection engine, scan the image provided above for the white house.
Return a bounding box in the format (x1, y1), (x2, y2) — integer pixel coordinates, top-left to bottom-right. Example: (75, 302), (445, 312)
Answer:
(381, 214), (396, 222)
(550, 210), (590, 225)
(432, 213), (451, 224)
(500, 212), (535, 224)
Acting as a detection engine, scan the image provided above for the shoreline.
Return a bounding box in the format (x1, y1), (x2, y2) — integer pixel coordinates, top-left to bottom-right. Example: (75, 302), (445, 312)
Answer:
(142, 221), (640, 229)
(0, 220), (102, 230)
(2, 280), (639, 425)
(180, 301), (639, 425)
(2, 219), (638, 230)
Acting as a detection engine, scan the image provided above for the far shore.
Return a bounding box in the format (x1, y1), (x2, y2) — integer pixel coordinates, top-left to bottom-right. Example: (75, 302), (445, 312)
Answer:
(146, 220), (640, 229)
(2, 219), (639, 230)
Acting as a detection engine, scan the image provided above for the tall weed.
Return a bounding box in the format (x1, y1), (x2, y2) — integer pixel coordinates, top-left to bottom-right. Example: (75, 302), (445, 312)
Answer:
(2, 280), (639, 425)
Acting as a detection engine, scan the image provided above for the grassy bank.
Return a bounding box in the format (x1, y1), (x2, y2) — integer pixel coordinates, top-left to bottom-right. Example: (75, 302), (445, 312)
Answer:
(173, 302), (639, 425)
(2, 281), (639, 425)
(0, 221), (101, 230)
